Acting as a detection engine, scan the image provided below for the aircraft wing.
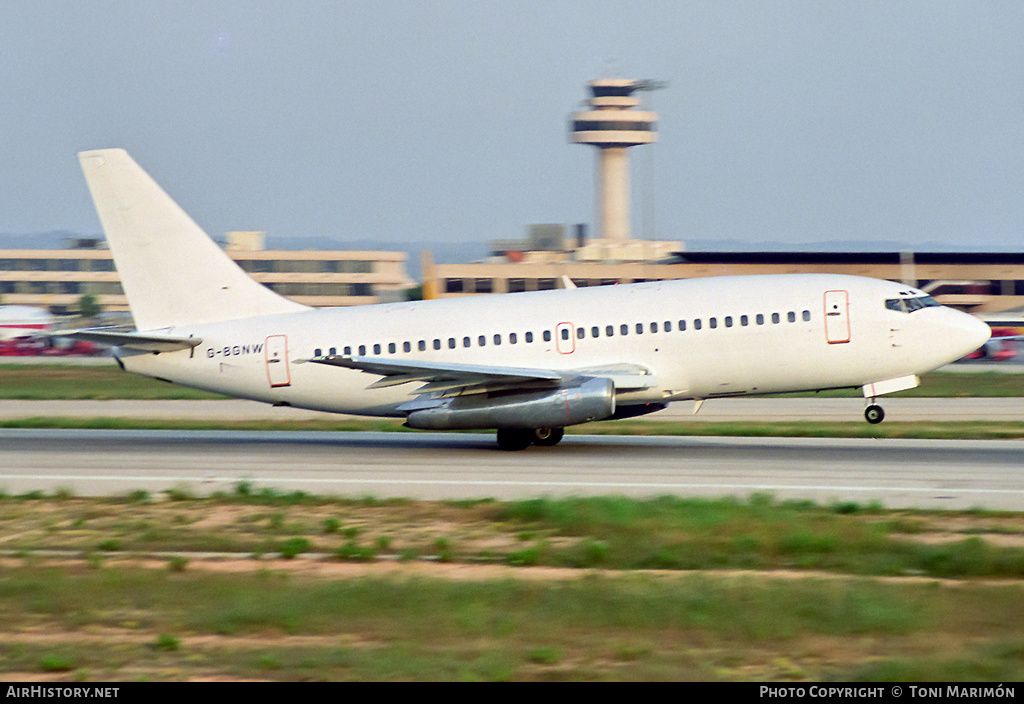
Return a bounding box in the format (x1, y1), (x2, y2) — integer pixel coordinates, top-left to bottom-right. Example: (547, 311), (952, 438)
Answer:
(60, 329), (203, 352)
(303, 355), (655, 394)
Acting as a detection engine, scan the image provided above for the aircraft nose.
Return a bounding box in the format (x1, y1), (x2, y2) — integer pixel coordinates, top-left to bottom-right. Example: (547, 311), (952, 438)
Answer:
(952, 312), (992, 358)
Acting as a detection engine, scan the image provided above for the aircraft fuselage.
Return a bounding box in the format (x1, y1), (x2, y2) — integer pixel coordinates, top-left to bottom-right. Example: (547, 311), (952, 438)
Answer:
(120, 273), (985, 418)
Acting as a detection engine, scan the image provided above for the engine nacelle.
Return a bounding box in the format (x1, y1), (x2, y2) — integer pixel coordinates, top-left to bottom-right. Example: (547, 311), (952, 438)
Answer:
(406, 377), (615, 430)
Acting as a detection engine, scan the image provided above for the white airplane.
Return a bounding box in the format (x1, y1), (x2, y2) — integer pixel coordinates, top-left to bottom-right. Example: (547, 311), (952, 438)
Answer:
(0, 305), (54, 341)
(68, 149), (991, 450)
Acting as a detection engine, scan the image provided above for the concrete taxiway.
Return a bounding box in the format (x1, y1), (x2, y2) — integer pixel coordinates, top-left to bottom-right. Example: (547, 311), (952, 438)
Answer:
(1, 429), (1022, 510)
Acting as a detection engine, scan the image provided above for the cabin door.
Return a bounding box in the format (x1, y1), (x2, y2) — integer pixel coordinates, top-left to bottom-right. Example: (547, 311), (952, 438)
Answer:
(824, 290), (851, 344)
(265, 335), (292, 387)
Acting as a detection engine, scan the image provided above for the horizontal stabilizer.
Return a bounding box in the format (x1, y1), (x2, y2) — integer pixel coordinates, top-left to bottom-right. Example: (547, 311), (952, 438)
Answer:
(60, 329), (202, 352)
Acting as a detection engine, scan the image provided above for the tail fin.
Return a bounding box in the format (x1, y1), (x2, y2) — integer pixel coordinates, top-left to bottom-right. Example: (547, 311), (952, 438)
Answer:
(78, 149), (308, 331)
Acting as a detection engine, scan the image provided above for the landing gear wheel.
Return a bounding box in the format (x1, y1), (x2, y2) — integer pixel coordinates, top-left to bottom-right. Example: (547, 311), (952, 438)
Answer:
(496, 428), (534, 451)
(532, 427), (565, 447)
(864, 404), (885, 424)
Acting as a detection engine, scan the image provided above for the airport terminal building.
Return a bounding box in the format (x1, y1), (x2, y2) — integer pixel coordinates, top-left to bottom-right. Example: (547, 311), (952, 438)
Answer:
(0, 231), (413, 314)
(4, 231), (1022, 318)
(426, 227), (1024, 315)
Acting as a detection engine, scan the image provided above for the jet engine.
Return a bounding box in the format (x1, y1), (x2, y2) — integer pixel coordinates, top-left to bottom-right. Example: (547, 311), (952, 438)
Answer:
(405, 377), (615, 430)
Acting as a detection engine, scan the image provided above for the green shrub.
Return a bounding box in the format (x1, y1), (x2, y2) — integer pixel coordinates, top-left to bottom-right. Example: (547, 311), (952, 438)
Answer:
(39, 654), (75, 672)
(278, 537), (311, 559)
(154, 633), (179, 651)
(335, 541), (375, 562)
(168, 555), (189, 572)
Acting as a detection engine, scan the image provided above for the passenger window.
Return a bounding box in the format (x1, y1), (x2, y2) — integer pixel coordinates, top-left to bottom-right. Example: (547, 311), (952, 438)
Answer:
(788, 311), (796, 323)
(433, 339), (441, 350)
(448, 338), (456, 349)
(740, 315), (748, 326)
(314, 348), (322, 357)
(358, 345), (366, 356)
(493, 334), (501, 346)
(509, 333), (517, 344)
(592, 326), (600, 338)
(606, 325), (614, 337)
(802, 310), (811, 321)
(463, 337), (471, 348)
(650, 322), (658, 333)
(620, 324), (628, 336)
(725, 316), (733, 328)
(709, 318), (717, 329)
(343, 346), (351, 356)
(561, 328), (570, 341)
(694, 319), (702, 330)
(478, 335), (486, 347)
(329, 347), (336, 356)
(664, 321), (672, 332)
(418, 340), (426, 351)
(677, 320), (685, 331)
(756, 314), (764, 325)
(576, 328), (584, 340)
(525, 332), (534, 343)
(543, 330), (552, 342)
(635, 323), (643, 334)
(772, 313), (780, 324)
(373, 344), (381, 355)
(388, 343), (396, 354)
(403, 341), (411, 353)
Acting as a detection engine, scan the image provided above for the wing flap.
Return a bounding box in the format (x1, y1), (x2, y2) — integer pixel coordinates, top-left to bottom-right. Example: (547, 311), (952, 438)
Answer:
(301, 355), (655, 396)
(304, 355), (562, 387)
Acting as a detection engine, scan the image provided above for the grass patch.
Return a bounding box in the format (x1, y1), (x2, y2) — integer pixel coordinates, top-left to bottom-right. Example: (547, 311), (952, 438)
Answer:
(3, 493), (1023, 579)
(0, 363), (226, 400)
(489, 495), (1024, 577)
(0, 491), (1023, 680)
(0, 568), (1023, 680)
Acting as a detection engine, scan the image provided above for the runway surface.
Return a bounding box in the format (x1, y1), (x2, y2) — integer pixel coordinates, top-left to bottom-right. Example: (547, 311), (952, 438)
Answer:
(2, 429), (1023, 510)
(2, 397), (1023, 422)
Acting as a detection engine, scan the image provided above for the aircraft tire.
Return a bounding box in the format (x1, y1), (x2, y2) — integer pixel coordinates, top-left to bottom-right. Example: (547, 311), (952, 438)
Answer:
(532, 427), (565, 447)
(496, 428), (534, 451)
(864, 404), (885, 424)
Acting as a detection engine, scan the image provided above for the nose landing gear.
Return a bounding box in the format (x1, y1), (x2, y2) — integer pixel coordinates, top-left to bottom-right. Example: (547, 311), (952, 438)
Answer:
(864, 404), (885, 424)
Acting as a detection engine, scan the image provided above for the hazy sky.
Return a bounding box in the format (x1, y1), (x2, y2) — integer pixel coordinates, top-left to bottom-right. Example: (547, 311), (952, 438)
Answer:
(2, 1), (1023, 252)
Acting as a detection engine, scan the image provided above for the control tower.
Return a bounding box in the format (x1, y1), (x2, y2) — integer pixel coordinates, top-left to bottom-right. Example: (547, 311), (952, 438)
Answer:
(570, 78), (657, 242)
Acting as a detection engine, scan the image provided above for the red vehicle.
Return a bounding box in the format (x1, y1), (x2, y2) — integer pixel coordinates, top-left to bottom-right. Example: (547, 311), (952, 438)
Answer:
(0, 338), (103, 357)
(964, 327), (1020, 361)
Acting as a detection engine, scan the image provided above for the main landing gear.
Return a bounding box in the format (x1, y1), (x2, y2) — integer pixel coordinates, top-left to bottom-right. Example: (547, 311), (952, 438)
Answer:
(496, 427), (565, 451)
(864, 404), (885, 424)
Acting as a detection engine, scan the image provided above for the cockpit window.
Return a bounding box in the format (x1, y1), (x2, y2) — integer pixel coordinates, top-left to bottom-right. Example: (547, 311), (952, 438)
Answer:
(885, 296), (940, 313)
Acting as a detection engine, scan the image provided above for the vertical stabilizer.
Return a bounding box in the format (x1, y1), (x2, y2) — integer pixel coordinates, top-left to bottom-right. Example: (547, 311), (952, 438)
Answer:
(78, 149), (308, 330)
